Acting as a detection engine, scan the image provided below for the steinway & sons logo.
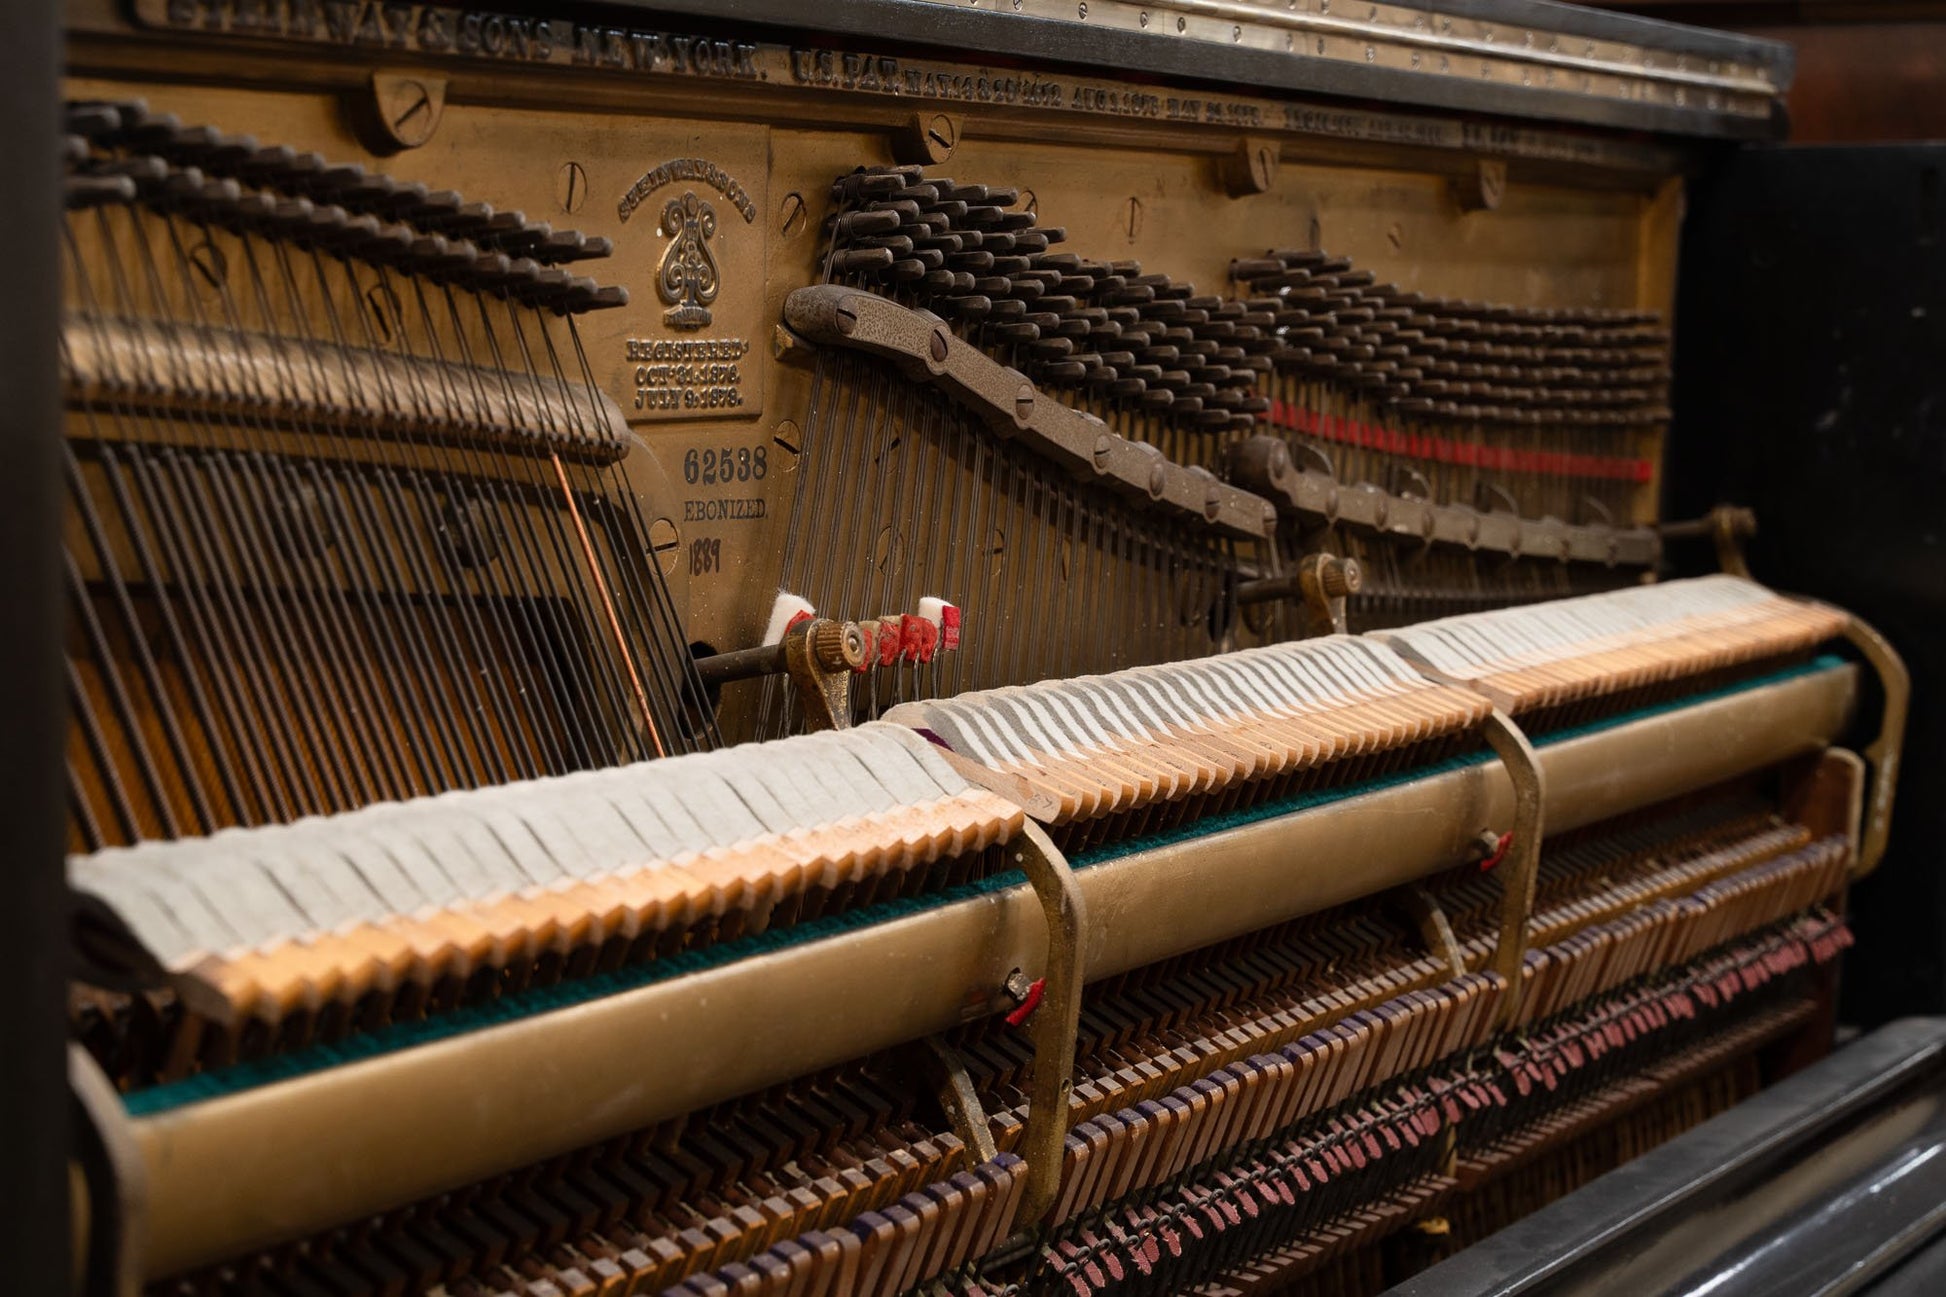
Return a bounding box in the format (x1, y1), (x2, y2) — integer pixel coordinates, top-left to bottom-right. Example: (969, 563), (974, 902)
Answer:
(619, 158), (755, 333)
(617, 158), (759, 415)
(656, 192), (718, 330)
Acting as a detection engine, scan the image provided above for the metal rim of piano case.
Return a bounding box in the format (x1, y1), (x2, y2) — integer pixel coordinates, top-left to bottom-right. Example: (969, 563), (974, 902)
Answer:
(1383, 1015), (1946, 1297)
(592, 0), (1791, 139)
(91, 660), (1861, 1282)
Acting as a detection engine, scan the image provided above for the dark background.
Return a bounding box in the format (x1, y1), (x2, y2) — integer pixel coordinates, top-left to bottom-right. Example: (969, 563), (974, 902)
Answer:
(1667, 144), (1946, 1025)
(2, 0), (72, 1289)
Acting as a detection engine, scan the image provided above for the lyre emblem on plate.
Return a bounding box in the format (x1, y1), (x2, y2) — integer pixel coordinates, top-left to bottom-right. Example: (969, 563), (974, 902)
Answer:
(657, 190), (719, 330)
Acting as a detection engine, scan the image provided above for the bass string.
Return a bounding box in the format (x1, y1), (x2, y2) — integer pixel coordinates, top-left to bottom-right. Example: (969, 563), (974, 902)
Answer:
(67, 203), (296, 839)
(61, 211), (208, 845)
(58, 153), (726, 849)
(456, 282), (648, 768)
(494, 293), (665, 760)
(557, 313), (718, 752)
(165, 206), (422, 813)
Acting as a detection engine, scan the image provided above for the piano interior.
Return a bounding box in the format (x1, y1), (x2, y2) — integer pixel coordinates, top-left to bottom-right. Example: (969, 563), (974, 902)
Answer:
(35, 1), (1920, 1295)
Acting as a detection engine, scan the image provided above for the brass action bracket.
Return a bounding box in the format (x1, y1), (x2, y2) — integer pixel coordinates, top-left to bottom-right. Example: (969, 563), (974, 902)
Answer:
(1840, 616), (1910, 880)
(918, 1036), (1001, 1165)
(1238, 552), (1362, 635)
(1669, 504), (1904, 879)
(1656, 504), (1756, 577)
(1397, 883), (1469, 981)
(1297, 553), (1361, 636)
(781, 618), (868, 732)
(1009, 820), (1090, 1227)
(1482, 709), (1546, 1030)
(71, 1044), (146, 1297)
(693, 617), (868, 731)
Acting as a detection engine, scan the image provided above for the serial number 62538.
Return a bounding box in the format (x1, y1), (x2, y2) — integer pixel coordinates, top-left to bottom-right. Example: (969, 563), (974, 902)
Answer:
(684, 445), (768, 485)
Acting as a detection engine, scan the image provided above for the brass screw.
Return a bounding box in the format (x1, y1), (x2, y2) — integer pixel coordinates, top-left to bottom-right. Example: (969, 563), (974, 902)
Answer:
(187, 240), (227, 291)
(773, 419), (803, 462)
(896, 112), (962, 166)
(389, 80), (434, 142)
(812, 619), (867, 672)
(364, 283), (401, 343)
(926, 114), (958, 158)
(371, 74), (443, 151)
(556, 161), (587, 215)
(1253, 143), (1277, 190)
(779, 192), (807, 238)
(646, 517), (680, 574)
(1321, 557), (1363, 598)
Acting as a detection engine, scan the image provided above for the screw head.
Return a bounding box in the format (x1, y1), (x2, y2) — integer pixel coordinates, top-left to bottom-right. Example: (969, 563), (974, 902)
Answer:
(1321, 557), (1363, 597)
(370, 73), (444, 151)
(894, 112), (961, 166)
(187, 239), (228, 291)
(812, 620), (868, 672)
(779, 191), (807, 238)
(556, 161), (588, 214)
